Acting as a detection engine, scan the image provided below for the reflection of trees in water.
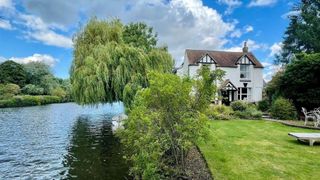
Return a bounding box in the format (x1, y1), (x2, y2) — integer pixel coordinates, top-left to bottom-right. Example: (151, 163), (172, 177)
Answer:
(62, 115), (129, 179)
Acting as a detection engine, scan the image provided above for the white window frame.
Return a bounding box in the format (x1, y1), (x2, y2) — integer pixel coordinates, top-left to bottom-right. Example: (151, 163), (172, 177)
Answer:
(238, 87), (251, 101)
(240, 64), (250, 79)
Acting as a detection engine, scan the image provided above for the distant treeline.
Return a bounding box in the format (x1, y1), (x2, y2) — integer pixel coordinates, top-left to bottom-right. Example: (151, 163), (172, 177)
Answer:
(0, 60), (72, 108)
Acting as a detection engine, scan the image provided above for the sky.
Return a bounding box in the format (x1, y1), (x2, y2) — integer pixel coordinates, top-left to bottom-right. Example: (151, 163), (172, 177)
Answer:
(0, 0), (298, 81)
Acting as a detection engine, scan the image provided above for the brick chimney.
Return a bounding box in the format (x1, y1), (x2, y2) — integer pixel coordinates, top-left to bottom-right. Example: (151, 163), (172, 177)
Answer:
(242, 41), (248, 53)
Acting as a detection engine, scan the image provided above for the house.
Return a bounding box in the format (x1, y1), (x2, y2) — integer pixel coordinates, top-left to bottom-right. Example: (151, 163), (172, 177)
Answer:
(176, 42), (264, 105)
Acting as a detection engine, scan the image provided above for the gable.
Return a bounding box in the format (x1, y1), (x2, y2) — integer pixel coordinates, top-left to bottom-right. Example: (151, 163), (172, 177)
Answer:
(236, 55), (255, 65)
(220, 79), (237, 91)
(197, 54), (216, 64)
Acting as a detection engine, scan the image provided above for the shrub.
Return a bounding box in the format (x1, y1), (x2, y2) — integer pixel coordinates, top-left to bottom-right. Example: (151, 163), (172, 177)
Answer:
(51, 87), (67, 99)
(117, 72), (210, 178)
(258, 99), (270, 112)
(0, 95), (61, 108)
(21, 84), (44, 95)
(233, 106), (263, 119)
(205, 105), (234, 120)
(0, 83), (21, 100)
(230, 100), (248, 111)
(270, 97), (297, 120)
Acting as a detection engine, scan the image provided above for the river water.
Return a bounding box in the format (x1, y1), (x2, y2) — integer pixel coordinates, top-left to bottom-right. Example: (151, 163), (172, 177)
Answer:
(0, 103), (130, 179)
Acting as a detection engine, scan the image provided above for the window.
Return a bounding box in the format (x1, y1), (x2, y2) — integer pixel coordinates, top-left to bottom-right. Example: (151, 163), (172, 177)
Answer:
(240, 64), (250, 79)
(237, 87), (251, 101)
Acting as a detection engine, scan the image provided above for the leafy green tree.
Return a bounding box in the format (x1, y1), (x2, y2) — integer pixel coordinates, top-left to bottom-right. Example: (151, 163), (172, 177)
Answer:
(265, 71), (284, 103)
(0, 83), (20, 99)
(193, 65), (225, 111)
(23, 62), (52, 85)
(279, 53), (320, 109)
(39, 75), (59, 95)
(51, 87), (67, 99)
(118, 72), (210, 179)
(21, 84), (44, 95)
(278, 0), (320, 63)
(0, 61), (27, 87)
(123, 22), (157, 51)
(70, 18), (173, 107)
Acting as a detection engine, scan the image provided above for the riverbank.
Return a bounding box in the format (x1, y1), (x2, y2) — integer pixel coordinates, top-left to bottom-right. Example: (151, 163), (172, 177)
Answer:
(0, 95), (69, 108)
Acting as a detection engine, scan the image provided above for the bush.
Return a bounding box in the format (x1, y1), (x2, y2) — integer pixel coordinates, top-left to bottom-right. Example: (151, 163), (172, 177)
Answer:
(230, 100), (248, 111)
(117, 72), (210, 178)
(270, 97), (297, 120)
(233, 106), (263, 119)
(0, 95), (62, 108)
(0, 83), (21, 100)
(50, 87), (67, 98)
(21, 84), (44, 95)
(205, 105), (234, 120)
(258, 99), (270, 112)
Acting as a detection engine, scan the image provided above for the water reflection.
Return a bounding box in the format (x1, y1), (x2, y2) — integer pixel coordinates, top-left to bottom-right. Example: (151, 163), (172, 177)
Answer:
(63, 115), (129, 179)
(0, 103), (129, 179)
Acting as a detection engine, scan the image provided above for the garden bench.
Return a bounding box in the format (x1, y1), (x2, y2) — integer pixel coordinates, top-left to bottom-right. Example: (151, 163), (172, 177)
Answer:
(288, 133), (320, 146)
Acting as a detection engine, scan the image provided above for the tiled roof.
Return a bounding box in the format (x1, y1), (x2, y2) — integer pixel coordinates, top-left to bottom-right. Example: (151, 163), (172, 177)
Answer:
(185, 49), (264, 68)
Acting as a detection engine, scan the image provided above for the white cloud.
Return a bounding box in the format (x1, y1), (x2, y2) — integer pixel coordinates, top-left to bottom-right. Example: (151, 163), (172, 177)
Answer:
(269, 42), (282, 57)
(218, 0), (242, 14)
(0, 56), (6, 63)
(0, 19), (12, 30)
(263, 63), (282, 82)
(230, 29), (242, 38)
(245, 25), (254, 33)
(281, 10), (300, 19)
(225, 39), (267, 52)
(0, 0), (12, 9)
(248, 0), (277, 7)
(16, 0), (238, 64)
(9, 54), (58, 66)
(19, 14), (73, 48)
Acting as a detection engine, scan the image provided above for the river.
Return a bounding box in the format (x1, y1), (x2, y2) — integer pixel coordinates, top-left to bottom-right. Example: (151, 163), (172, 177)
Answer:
(0, 103), (130, 179)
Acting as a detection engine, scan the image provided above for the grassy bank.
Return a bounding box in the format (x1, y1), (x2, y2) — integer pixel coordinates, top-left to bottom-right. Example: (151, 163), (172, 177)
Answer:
(198, 120), (320, 180)
(0, 95), (64, 108)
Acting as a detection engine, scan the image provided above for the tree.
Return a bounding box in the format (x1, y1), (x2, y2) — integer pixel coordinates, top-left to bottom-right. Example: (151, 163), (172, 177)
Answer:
(123, 22), (158, 51)
(23, 62), (52, 85)
(193, 65), (225, 111)
(21, 84), (44, 95)
(279, 53), (320, 110)
(265, 70), (284, 103)
(0, 83), (20, 99)
(70, 18), (174, 107)
(51, 87), (67, 99)
(0, 61), (27, 87)
(118, 71), (210, 179)
(277, 0), (320, 64)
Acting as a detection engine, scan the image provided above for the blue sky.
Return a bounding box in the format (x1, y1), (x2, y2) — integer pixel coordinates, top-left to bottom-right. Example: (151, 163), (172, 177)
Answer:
(0, 0), (297, 81)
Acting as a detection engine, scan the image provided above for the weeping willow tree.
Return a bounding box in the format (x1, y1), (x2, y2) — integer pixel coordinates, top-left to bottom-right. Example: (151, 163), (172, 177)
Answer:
(70, 18), (174, 107)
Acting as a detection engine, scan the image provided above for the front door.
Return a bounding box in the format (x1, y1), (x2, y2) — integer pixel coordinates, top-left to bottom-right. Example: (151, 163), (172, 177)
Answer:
(222, 90), (235, 105)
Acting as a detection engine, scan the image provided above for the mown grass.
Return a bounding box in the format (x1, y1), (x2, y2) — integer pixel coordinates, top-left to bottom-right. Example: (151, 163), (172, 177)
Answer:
(198, 120), (320, 180)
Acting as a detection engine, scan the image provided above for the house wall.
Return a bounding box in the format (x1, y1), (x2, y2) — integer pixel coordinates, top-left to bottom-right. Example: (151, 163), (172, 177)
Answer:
(219, 66), (263, 102)
(178, 58), (264, 102)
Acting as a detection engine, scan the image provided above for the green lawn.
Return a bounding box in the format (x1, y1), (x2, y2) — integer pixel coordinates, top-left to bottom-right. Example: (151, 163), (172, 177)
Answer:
(198, 120), (320, 180)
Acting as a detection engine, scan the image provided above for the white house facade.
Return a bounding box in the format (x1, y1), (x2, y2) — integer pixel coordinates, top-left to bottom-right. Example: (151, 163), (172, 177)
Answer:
(176, 43), (264, 105)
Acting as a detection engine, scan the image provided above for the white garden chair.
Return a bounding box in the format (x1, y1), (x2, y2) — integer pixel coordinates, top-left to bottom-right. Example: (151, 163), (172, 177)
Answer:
(313, 112), (320, 127)
(302, 107), (316, 126)
(313, 108), (320, 127)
